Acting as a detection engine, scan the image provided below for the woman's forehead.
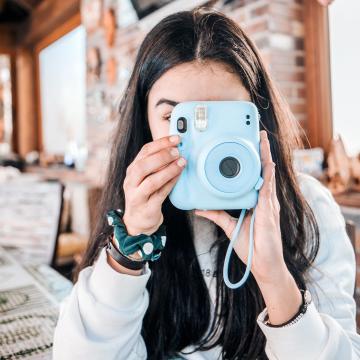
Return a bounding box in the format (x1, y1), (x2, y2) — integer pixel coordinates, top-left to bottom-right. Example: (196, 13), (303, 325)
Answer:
(147, 60), (251, 108)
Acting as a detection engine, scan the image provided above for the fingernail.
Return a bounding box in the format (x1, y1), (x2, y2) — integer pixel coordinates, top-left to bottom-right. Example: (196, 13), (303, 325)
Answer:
(170, 148), (179, 157)
(177, 157), (186, 167)
(170, 135), (180, 143)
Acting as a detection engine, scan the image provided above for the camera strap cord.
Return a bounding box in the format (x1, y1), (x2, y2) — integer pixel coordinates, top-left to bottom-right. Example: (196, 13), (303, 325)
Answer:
(223, 207), (256, 289)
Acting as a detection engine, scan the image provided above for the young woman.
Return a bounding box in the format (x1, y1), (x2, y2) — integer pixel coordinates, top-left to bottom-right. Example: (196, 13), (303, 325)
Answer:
(53, 6), (360, 360)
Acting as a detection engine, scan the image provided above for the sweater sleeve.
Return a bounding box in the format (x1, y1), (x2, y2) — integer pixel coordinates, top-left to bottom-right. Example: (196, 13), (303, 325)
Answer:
(256, 173), (360, 360)
(52, 246), (151, 360)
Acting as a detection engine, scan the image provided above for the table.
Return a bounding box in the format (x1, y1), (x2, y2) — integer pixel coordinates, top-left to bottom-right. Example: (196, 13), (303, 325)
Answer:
(0, 246), (73, 359)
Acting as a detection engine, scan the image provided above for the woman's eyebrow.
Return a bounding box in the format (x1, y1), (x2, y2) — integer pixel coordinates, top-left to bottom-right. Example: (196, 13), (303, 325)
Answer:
(155, 98), (179, 107)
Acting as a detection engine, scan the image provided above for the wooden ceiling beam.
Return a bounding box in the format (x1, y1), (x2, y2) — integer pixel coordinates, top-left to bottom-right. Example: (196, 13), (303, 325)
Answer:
(16, 0), (80, 46)
(0, 25), (17, 52)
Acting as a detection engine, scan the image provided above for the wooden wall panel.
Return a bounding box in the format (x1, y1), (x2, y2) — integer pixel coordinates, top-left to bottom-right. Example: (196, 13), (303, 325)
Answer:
(18, 0), (80, 46)
(304, 0), (333, 152)
(15, 48), (38, 156)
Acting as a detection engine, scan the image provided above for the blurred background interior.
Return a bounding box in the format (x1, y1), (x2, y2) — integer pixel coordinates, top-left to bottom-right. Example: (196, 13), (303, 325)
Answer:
(0, 0), (359, 357)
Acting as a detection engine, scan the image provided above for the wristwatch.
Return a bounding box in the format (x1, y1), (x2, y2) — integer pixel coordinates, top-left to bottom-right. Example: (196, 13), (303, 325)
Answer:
(105, 234), (146, 271)
(264, 289), (312, 327)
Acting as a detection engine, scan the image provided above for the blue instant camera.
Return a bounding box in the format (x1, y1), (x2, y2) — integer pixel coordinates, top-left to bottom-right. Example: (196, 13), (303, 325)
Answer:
(169, 100), (264, 210)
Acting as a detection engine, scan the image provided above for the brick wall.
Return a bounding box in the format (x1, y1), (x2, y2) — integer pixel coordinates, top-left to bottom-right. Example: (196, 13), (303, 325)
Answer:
(229, 0), (307, 121)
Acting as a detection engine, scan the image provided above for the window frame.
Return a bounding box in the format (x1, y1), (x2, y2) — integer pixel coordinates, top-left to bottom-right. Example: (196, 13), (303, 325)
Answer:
(34, 12), (82, 153)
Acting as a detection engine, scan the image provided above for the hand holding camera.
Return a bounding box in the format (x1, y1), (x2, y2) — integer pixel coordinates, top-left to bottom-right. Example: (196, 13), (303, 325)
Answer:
(118, 100), (288, 289)
(168, 100), (263, 210)
(122, 135), (186, 241)
(168, 100), (287, 289)
(195, 130), (289, 287)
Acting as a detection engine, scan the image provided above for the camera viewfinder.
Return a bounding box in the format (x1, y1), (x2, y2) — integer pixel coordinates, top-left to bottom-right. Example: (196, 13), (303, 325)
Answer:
(177, 117), (187, 133)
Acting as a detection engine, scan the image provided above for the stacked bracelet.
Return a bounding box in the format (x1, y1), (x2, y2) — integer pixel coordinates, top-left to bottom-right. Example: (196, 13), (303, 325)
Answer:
(106, 208), (167, 262)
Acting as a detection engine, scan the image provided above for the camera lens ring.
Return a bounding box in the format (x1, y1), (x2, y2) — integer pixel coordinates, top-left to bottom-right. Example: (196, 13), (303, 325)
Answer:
(197, 138), (261, 197)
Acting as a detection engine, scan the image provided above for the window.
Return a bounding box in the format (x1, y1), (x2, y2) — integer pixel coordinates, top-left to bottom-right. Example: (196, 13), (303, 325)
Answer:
(39, 25), (86, 156)
(329, 0), (360, 156)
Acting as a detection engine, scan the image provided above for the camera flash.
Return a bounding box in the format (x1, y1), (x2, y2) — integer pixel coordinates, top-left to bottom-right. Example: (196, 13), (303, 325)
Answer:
(194, 104), (207, 131)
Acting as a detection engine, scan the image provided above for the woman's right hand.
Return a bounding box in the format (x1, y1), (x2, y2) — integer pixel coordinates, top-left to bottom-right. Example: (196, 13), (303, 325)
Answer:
(122, 134), (186, 237)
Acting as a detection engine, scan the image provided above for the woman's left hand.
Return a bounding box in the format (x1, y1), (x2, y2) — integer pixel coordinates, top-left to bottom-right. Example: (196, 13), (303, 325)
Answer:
(194, 130), (289, 286)
(196, 130), (304, 324)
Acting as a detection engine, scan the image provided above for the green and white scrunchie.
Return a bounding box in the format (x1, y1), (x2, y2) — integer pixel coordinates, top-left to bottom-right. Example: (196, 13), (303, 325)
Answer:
(106, 209), (167, 262)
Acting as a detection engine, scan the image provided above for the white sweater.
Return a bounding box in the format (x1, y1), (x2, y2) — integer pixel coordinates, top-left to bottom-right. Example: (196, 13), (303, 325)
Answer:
(52, 173), (360, 359)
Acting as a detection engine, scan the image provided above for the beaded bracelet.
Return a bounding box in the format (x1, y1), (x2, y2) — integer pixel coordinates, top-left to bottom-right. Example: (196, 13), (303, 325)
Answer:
(106, 208), (167, 262)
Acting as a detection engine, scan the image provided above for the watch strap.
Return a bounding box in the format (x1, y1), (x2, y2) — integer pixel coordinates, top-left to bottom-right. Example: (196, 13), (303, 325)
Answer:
(105, 235), (146, 271)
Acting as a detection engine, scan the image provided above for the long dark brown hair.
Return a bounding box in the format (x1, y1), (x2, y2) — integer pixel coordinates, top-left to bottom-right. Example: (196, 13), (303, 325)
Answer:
(74, 6), (319, 359)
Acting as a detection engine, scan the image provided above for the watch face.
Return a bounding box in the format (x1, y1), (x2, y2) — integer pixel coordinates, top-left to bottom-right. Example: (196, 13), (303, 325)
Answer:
(304, 289), (312, 304)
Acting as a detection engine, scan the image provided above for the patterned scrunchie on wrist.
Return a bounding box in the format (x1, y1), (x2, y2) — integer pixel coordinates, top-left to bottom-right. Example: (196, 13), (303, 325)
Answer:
(106, 209), (167, 262)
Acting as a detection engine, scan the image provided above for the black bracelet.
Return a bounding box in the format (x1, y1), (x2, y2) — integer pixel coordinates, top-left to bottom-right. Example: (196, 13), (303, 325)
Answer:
(264, 289), (312, 327)
(105, 235), (146, 271)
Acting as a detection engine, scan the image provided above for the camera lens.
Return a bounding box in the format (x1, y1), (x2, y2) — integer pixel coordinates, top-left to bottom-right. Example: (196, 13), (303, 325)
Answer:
(177, 117), (187, 133)
(219, 156), (240, 178)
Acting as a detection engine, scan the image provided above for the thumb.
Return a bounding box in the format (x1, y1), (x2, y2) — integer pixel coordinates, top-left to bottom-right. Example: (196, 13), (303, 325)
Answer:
(195, 209), (236, 239)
